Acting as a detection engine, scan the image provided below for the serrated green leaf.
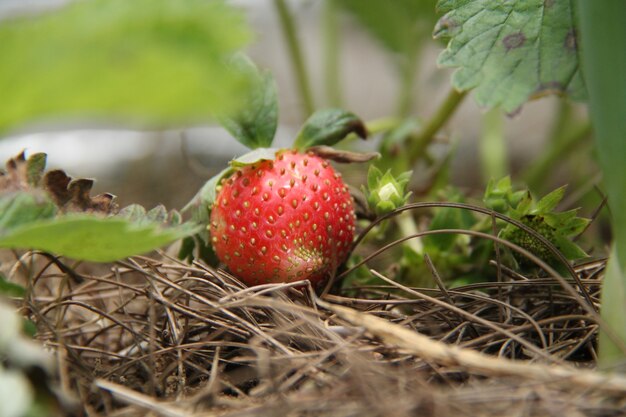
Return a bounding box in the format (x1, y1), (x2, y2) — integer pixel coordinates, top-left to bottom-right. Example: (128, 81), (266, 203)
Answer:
(435, 0), (586, 112)
(0, 0), (252, 134)
(218, 55), (278, 149)
(231, 148), (279, 167)
(117, 204), (147, 222)
(0, 215), (201, 262)
(168, 210), (182, 227)
(293, 109), (367, 150)
(25, 153), (46, 187)
(146, 205), (168, 224)
(533, 185), (566, 213)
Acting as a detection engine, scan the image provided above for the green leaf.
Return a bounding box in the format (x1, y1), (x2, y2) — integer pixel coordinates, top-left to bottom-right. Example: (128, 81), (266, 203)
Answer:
(293, 108), (367, 150)
(577, 0), (626, 366)
(0, 215), (200, 262)
(435, 0), (586, 112)
(337, 0), (437, 54)
(533, 185), (566, 213)
(552, 233), (587, 260)
(182, 167), (232, 229)
(180, 169), (230, 262)
(423, 190), (474, 252)
(181, 167), (233, 261)
(598, 249), (626, 368)
(294, 108), (367, 150)
(25, 153), (47, 187)
(218, 55), (278, 149)
(183, 168), (232, 215)
(230, 148), (280, 167)
(0, 193), (57, 231)
(0, 275), (25, 298)
(0, 0), (252, 134)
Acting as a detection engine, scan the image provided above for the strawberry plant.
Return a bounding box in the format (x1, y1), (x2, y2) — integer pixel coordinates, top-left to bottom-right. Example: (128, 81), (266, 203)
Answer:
(1, 1), (626, 415)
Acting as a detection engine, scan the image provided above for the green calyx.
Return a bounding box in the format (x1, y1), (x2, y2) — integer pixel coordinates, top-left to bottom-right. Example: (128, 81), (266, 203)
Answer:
(363, 165), (412, 216)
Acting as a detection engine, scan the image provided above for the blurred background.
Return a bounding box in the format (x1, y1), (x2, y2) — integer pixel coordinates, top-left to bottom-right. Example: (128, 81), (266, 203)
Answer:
(0, 0), (593, 212)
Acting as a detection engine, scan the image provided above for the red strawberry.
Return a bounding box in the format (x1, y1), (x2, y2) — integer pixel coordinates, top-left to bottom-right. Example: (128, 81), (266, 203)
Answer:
(209, 149), (355, 287)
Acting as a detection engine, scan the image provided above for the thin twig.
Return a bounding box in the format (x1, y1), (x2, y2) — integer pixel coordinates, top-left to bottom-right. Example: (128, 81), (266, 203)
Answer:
(316, 299), (626, 393)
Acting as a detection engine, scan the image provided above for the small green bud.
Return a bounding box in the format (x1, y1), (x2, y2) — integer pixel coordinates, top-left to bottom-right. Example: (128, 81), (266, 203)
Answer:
(362, 166), (412, 216)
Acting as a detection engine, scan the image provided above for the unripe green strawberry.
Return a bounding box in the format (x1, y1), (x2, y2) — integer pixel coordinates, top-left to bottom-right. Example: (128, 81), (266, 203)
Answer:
(209, 150), (355, 287)
(501, 214), (557, 265)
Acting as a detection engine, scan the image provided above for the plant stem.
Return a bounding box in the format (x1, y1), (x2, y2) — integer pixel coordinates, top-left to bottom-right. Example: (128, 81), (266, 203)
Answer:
(322, 0), (342, 107)
(366, 117), (402, 135)
(479, 107), (507, 183)
(274, 0), (315, 117)
(406, 88), (467, 165)
(395, 40), (421, 117)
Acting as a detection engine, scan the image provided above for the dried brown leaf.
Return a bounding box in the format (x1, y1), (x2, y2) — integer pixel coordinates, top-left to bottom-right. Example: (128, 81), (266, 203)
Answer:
(1, 152), (118, 215)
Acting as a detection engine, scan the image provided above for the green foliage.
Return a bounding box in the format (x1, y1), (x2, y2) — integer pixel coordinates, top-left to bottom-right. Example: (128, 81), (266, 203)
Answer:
(180, 167), (233, 263)
(0, 0), (252, 134)
(218, 55), (278, 149)
(483, 177), (528, 214)
(423, 189), (474, 253)
(0, 152), (200, 262)
(0, 213), (199, 263)
(230, 148), (280, 167)
(435, 0), (586, 112)
(577, 0), (626, 367)
(484, 178), (589, 267)
(0, 192), (57, 230)
(294, 108), (367, 150)
(363, 166), (413, 217)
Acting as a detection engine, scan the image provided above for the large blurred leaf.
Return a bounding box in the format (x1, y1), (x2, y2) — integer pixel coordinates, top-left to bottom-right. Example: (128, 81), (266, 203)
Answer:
(0, 215), (200, 262)
(337, 0), (437, 54)
(218, 55), (278, 149)
(435, 0), (586, 112)
(0, 0), (251, 134)
(577, 0), (626, 367)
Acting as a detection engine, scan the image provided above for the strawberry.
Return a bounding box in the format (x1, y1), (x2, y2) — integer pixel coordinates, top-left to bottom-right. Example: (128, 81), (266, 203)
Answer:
(209, 149), (355, 287)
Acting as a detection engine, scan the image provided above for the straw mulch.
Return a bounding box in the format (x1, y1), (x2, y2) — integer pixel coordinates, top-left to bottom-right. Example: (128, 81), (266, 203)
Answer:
(5, 244), (626, 417)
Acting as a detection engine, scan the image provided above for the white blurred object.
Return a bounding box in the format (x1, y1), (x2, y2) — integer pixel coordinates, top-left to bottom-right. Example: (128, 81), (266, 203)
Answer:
(0, 0), (70, 20)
